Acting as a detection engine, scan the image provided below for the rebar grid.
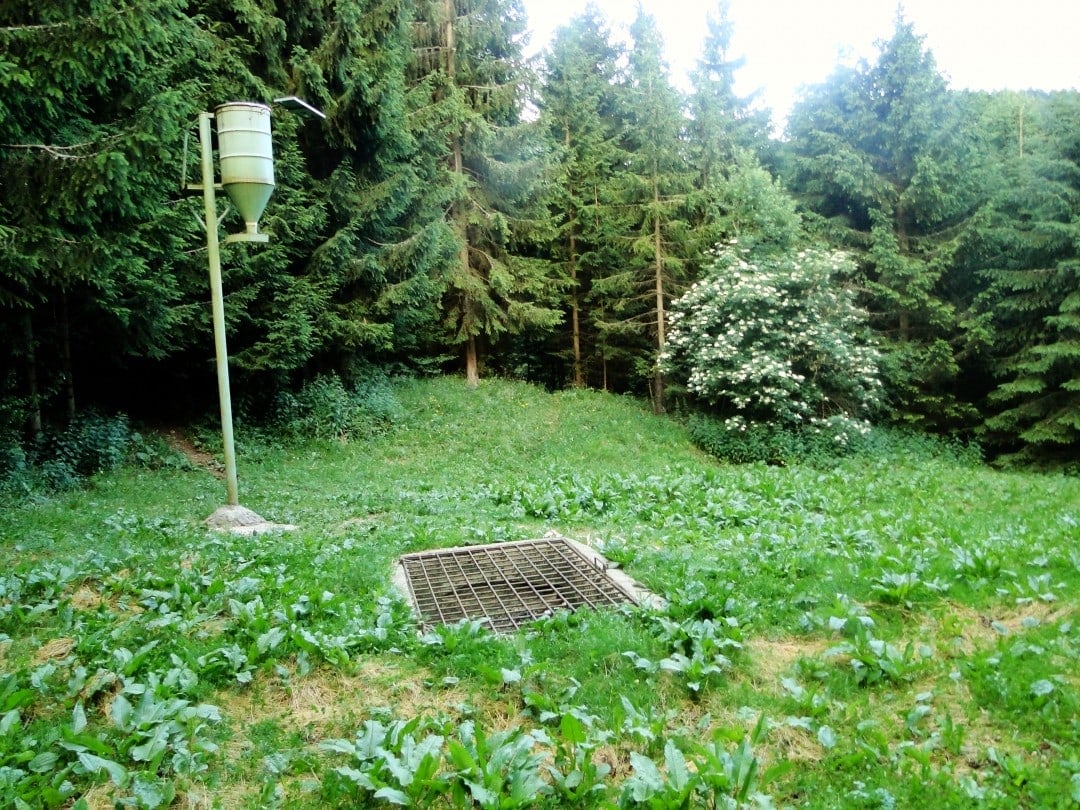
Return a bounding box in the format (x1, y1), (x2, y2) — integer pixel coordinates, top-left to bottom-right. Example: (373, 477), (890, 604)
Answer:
(399, 538), (637, 632)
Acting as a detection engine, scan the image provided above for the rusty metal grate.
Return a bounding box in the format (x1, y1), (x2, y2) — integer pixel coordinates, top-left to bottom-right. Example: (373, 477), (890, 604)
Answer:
(398, 537), (638, 632)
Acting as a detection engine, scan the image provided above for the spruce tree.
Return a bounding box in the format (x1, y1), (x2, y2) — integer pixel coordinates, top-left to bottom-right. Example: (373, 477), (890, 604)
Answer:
(0, 0), (222, 429)
(0, 0), (423, 430)
(283, 0), (447, 374)
(784, 16), (982, 431)
(538, 7), (626, 388)
(686, 0), (771, 186)
(685, 0), (779, 272)
(594, 9), (693, 411)
(962, 91), (1080, 464)
(410, 0), (562, 385)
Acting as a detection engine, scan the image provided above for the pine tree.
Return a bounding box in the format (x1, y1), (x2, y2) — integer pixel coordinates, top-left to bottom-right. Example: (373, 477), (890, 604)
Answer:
(594, 9), (693, 412)
(410, 0), (562, 386)
(784, 16), (982, 431)
(538, 7), (626, 388)
(962, 91), (1080, 465)
(0, 0), (223, 430)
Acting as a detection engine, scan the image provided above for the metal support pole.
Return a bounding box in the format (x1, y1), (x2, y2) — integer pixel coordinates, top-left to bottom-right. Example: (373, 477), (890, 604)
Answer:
(198, 111), (239, 506)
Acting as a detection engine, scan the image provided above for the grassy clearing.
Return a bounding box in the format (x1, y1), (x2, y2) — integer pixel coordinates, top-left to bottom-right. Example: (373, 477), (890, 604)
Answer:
(1, 377), (1077, 808)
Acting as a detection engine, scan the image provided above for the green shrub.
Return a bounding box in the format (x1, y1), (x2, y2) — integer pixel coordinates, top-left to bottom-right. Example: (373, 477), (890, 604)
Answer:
(688, 412), (870, 465)
(663, 244), (882, 448)
(690, 413), (789, 464)
(0, 413), (136, 498)
(0, 438), (31, 496)
(687, 412), (983, 467)
(270, 371), (404, 441)
(272, 375), (354, 439)
(856, 426), (983, 466)
(39, 411), (134, 476)
(129, 432), (196, 471)
(350, 373), (405, 438)
(37, 456), (80, 491)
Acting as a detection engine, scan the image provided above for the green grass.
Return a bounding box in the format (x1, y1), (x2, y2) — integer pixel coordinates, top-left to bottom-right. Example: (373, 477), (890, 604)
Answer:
(1, 376), (1078, 808)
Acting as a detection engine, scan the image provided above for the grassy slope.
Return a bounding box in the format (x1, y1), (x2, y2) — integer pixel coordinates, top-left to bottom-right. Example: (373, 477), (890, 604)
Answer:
(1, 376), (1077, 808)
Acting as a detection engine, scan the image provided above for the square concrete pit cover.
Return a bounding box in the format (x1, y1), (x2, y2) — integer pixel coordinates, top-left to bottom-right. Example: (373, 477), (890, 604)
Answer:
(395, 535), (646, 632)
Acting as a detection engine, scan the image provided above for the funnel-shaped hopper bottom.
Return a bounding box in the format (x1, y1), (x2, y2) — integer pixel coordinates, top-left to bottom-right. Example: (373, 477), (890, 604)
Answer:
(222, 182), (274, 233)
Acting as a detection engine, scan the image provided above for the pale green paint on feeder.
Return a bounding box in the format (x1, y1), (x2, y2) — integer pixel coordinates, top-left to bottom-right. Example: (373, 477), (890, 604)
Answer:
(216, 102), (274, 243)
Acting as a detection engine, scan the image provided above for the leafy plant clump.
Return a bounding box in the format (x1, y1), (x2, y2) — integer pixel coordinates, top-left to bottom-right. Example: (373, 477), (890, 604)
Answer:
(663, 243), (883, 449)
(269, 371), (405, 441)
(319, 712), (784, 809)
(687, 412), (870, 465)
(1, 412), (143, 497)
(688, 413), (983, 467)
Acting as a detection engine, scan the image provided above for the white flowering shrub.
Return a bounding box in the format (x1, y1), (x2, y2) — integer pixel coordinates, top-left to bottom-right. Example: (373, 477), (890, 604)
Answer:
(662, 243), (883, 445)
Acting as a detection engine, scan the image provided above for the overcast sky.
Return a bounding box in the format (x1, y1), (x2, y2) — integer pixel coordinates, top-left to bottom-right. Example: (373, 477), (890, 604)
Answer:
(520, 0), (1080, 125)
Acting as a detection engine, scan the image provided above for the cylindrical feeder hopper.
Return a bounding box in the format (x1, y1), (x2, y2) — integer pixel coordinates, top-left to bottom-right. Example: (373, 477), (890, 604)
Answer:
(216, 102), (274, 243)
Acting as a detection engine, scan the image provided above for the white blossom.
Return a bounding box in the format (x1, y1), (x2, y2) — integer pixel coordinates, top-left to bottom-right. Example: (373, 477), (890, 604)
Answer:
(662, 244), (883, 435)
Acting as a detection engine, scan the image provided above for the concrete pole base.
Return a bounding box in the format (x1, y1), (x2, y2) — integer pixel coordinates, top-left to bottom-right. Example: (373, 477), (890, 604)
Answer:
(205, 504), (297, 536)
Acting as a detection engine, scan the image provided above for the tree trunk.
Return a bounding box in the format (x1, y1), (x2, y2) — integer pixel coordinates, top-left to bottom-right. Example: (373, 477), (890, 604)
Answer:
(570, 259), (583, 388)
(1018, 100), (1025, 159)
(895, 205), (911, 343)
(569, 231), (583, 387)
(22, 312), (42, 437)
(652, 167), (666, 414)
(59, 291), (76, 422)
(446, 0), (477, 386)
(566, 124), (584, 388)
(465, 334), (479, 386)
(442, 0), (455, 75)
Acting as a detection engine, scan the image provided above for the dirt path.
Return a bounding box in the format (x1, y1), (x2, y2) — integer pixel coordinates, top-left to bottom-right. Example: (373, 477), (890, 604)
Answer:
(162, 428), (225, 478)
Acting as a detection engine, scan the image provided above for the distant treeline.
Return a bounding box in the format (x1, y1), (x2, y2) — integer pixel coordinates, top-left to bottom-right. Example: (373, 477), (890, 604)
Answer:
(1, 0), (1077, 466)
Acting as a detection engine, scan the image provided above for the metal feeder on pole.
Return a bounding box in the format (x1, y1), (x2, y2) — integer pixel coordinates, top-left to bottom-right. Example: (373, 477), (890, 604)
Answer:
(217, 102), (275, 244)
(183, 97), (324, 533)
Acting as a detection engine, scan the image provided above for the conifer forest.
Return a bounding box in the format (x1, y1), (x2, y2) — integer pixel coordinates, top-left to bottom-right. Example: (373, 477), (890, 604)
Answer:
(2, 0), (1079, 469)
(2, 5), (1080, 808)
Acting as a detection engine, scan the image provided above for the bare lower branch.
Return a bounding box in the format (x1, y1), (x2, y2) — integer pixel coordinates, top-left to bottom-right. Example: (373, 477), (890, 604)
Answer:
(1, 135), (123, 160)
(1, 5), (135, 35)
